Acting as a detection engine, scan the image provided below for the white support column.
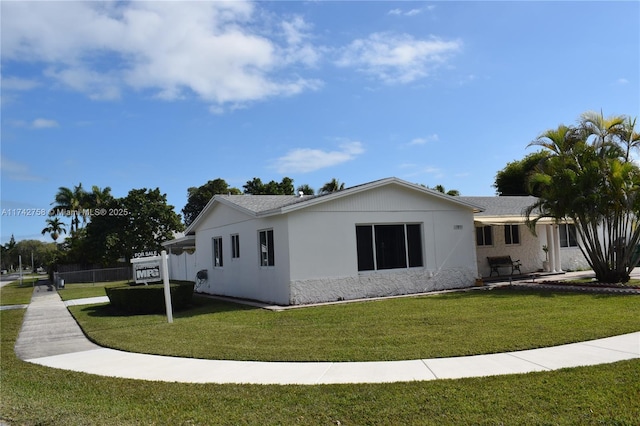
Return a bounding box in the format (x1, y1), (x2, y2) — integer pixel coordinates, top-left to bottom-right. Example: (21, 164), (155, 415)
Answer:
(553, 224), (563, 272)
(545, 224), (554, 272)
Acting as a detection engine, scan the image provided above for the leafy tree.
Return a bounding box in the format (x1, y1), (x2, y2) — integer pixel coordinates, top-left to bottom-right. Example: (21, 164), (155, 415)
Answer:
(243, 177), (295, 195)
(319, 178), (345, 194)
(1, 235), (17, 271)
(182, 178), (241, 226)
(41, 218), (66, 241)
(12, 239), (57, 271)
(493, 151), (548, 196)
(85, 188), (184, 264)
(525, 111), (640, 283)
(296, 184), (315, 195)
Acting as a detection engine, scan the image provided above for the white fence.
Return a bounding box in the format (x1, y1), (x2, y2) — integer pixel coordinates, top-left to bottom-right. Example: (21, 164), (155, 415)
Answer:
(168, 251), (197, 282)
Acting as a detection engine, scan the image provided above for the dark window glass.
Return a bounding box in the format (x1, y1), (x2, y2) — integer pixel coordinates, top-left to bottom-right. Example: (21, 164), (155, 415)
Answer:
(560, 224), (578, 247)
(231, 234), (240, 258)
(259, 230), (274, 266)
(476, 226), (492, 246)
(407, 224), (423, 267)
(505, 225), (520, 245)
(356, 225), (375, 271)
(213, 237), (223, 267)
(375, 224), (407, 270)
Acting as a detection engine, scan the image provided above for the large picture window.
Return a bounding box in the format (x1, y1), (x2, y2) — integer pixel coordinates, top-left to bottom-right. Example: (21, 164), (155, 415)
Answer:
(212, 237), (223, 267)
(258, 229), (274, 266)
(356, 224), (423, 271)
(559, 224), (578, 247)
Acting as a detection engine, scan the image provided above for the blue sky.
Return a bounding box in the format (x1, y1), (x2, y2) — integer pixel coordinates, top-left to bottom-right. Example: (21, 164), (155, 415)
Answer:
(1, 1), (639, 244)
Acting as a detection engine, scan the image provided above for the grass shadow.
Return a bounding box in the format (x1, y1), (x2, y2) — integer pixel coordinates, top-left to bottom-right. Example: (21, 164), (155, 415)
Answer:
(78, 294), (259, 318)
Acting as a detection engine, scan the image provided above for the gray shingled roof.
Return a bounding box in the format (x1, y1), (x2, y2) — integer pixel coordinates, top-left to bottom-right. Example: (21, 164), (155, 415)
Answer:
(459, 196), (539, 217)
(216, 194), (323, 214)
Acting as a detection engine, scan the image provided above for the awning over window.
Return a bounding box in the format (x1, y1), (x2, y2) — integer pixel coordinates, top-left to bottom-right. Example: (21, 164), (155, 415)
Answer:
(161, 235), (196, 252)
(474, 216), (566, 226)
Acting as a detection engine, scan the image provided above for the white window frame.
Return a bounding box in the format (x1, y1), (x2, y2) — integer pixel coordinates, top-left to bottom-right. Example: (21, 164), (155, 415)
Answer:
(504, 224), (520, 245)
(356, 223), (424, 272)
(559, 223), (578, 248)
(476, 225), (493, 247)
(231, 234), (240, 259)
(258, 229), (274, 267)
(212, 236), (223, 268)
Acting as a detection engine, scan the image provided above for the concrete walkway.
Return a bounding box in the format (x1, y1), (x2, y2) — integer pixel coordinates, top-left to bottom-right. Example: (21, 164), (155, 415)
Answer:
(11, 281), (640, 385)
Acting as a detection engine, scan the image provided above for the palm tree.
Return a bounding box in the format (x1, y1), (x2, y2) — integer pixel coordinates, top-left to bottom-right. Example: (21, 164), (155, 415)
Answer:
(525, 114), (640, 283)
(431, 184), (460, 196)
(296, 184), (315, 195)
(579, 110), (626, 157)
(528, 124), (581, 156)
(88, 185), (113, 208)
(51, 183), (88, 233)
(41, 218), (66, 241)
(319, 178), (345, 194)
(620, 116), (640, 162)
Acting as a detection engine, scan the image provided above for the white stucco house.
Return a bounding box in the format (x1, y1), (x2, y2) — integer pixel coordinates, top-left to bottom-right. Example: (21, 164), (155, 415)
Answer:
(170, 178), (484, 305)
(460, 196), (590, 277)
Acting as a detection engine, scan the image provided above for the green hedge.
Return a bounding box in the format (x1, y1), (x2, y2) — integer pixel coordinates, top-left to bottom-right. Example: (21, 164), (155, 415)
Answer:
(105, 281), (195, 314)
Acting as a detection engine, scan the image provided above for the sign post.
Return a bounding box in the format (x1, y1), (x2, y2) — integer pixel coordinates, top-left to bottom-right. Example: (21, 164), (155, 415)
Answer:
(130, 251), (173, 324)
(161, 250), (173, 324)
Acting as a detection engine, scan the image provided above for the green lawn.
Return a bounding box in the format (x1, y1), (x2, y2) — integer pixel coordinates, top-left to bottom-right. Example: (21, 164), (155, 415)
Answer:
(0, 278), (39, 305)
(57, 280), (128, 301)
(69, 289), (640, 362)
(1, 309), (639, 425)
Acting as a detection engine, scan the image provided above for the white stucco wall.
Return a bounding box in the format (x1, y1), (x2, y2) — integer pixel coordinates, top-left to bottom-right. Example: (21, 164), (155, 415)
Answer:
(192, 203), (291, 305)
(191, 185), (479, 305)
(286, 186), (478, 304)
(475, 223), (590, 277)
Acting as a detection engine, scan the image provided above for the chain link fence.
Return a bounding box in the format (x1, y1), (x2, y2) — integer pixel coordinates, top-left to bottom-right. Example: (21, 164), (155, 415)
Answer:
(56, 267), (132, 284)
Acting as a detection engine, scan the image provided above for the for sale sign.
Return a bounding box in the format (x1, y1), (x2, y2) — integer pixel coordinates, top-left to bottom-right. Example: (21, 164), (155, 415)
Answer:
(131, 256), (163, 284)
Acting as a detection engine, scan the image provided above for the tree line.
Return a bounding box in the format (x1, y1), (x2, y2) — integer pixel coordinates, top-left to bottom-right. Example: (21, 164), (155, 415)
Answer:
(14, 109), (637, 284)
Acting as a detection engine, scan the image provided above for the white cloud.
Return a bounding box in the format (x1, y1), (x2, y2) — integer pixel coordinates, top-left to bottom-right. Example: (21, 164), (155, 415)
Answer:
(617, 78), (629, 85)
(1, 76), (40, 91)
(32, 118), (59, 129)
(1, 1), (322, 111)
(273, 140), (365, 173)
(0, 156), (43, 181)
(388, 6), (434, 17)
(408, 134), (439, 146)
(336, 32), (462, 84)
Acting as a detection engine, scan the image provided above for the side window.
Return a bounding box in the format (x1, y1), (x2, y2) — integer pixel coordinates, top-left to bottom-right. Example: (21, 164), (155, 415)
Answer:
(476, 226), (493, 246)
(258, 229), (274, 266)
(559, 224), (578, 247)
(212, 237), (223, 267)
(231, 234), (240, 259)
(504, 224), (520, 245)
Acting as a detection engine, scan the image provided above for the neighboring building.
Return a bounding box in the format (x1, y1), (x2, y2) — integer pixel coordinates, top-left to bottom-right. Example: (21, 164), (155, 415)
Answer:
(169, 178), (483, 305)
(461, 196), (589, 277)
(161, 232), (196, 282)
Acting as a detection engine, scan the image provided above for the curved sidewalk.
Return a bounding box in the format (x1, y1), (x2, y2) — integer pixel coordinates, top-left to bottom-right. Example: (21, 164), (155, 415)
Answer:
(14, 284), (640, 385)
